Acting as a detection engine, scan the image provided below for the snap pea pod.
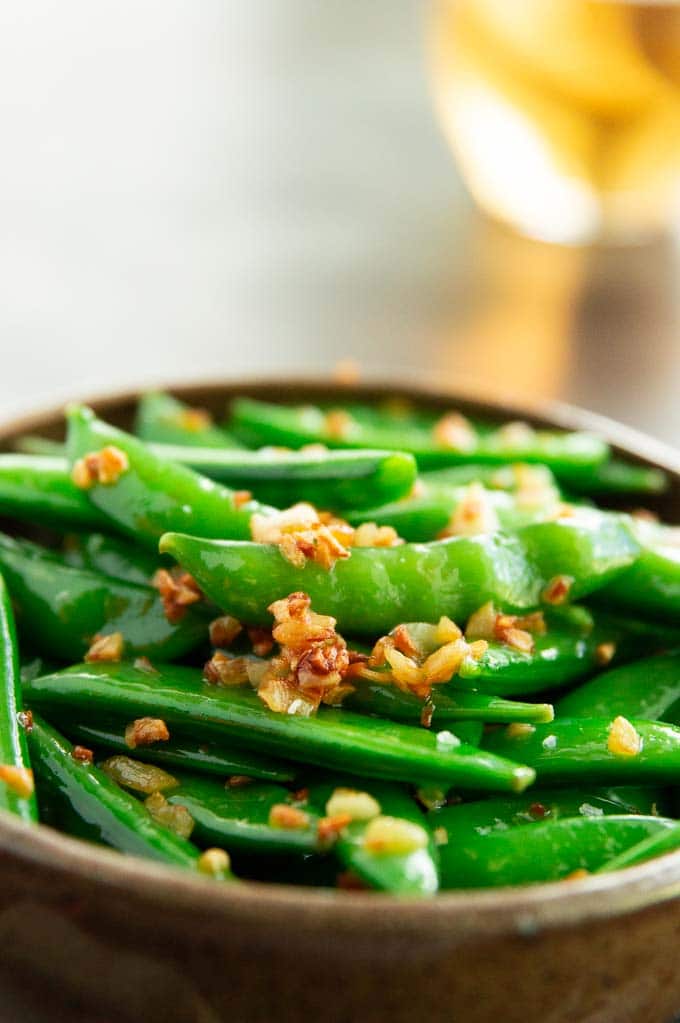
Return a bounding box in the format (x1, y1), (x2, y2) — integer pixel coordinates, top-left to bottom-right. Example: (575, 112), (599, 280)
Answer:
(430, 785), (666, 834)
(344, 682), (554, 725)
(484, 717), (680, 785)
(557, 459), (668, 498)
(306, 777), (440, 896)
(160, 507), (640, 634)
(458, 607), (680, 696)
(23, 662), (536, 791)
(346, 481), (557, 543)
(26, 714), (210, 871)
(14, 435), (65, 457)
(147, 444), (417, 511)
(229, 398), (609, 471)
(135, 390), (243, 449)
(598, 821), (680, 873)
(63, 532), (165, 587)
(557, 650), (680, 721)
(161, 775), (322, 855)
(0, 454), (108, 531)
(56, 720), (296, 782)
(0, 572), (37, 822)
(597, 520), (680, 623)
(66, 405), (276, 549)
(0, 533), (207, 662)
(435, 814), (674, 889)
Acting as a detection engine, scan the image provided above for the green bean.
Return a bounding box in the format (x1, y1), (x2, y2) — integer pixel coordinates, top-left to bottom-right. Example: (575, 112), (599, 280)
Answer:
(344, 682), (554, 725)
(598, 519), (680, 623)
(23, 662), (536, 791)
(598, 822), (680, 873)
(0, 454), (108, 531)
(135, 390), (242, 448)
(62, 532), (164, 587)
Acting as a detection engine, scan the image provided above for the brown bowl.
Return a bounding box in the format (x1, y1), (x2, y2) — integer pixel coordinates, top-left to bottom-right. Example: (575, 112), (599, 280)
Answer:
(1, 378), (680, 1023)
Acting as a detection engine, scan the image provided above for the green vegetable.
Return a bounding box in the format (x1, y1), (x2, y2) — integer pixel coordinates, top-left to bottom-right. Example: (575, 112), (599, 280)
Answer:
(0, 454), (107, 530)
(66, 405), (276, 550)
(63, 532), (163, 587)
(26, 714), (208, 871)
(556, 650), (680, 721)
(229, 397), (609, 472)
(0, 533), (207, 662)
(0, 572), (37, 822)
(23, 662), (536, 791)
(599, 821), (680, 872)
(436, 814), (673, 888)
(598, 519), (680, 623)
(135, 391), (242, 448)
(56, 719), (296, 782)
(160, 507), (640, 634)
(344, 682), (554, 725)
(307, 777), (440, 896)
(484, 717), (680, 785)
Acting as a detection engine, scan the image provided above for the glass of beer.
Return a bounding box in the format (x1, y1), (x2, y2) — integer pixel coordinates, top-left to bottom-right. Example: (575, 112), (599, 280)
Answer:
(428, 1), (680, 244)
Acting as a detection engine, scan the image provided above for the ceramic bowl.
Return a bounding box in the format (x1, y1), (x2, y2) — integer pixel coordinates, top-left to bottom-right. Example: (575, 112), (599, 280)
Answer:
(1, 379), (679, 1023)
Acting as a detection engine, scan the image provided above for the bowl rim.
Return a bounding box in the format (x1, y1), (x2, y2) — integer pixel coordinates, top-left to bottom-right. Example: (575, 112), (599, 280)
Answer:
(2, 372), (680, 939)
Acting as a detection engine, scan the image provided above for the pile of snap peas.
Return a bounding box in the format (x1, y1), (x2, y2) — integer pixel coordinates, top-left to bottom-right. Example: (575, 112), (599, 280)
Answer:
(1, 389), (680, 896)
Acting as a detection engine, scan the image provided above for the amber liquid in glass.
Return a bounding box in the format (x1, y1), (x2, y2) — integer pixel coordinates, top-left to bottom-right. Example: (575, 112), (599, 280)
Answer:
(429, 0), (680, 243)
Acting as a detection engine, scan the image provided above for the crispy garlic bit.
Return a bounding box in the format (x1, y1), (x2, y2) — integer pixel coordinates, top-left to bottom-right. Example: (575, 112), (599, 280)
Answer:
(607, 716), (643, 757)
(542, 575), (574, 606)
(248, 626), (274, 657)
(465, 601), (546, 654)
(203, 652), (257, 687)
(198, 848), (231, 877)
(512, 464), (560, 512)
(209, 615), (243, 648)
(0, 765), (34, 799)
(324, 408), (356, 440)
(363, 816), (428, 856)
(101, 755), (179, 795)
(497, 421), (536, 449)
(251, 503), (402, 570)
(72, 446), (129, 489)
(173, 406), (213, 432)
(257, 592), (354, 716)
(268, 804), (310, 830)
(433, 412), (476, 452)
(348, 617), (486, 700)
(145, 791), (195, 839)
(124, 717), (170, 749)
(505, 722), (536, 740)
(326, 788), (381, 822)
(438, 482), (500, 539)
(153, 568), (203, 623)
(71, 745), (94, 764)
(595, 642), (616, 667)
(85, 631), (124, 663)
(233, 490), (253, 509)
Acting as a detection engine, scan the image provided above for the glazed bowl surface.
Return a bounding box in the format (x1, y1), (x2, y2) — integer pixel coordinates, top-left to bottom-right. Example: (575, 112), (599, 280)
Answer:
(1, 377), (680, 1023)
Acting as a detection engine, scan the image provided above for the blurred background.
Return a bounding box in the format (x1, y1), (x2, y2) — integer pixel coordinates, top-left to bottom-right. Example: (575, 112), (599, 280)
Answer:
(0, 1), (678, 444)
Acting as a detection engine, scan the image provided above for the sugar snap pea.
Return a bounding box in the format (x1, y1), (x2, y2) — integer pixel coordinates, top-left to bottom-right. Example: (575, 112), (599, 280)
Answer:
(135, 390), (242, 449)
(23, 662), (535, 791)
(484, 717), (680, 785)
(27, 714), (213, 872)
(62, 531), (164, 587)
(56, 720), (296, 782)
(0, 533), (207, 662)
(0, 572), (37, 822)
(0, 454), (108, 531)
(229, 397), (609, 472)
(160, 507), (640, 634)
(344, 682), (554, 725)
(597, 519), (680, 623)
(436, 814), (674, 888)
(556, 650), (680, 721)
(598, 822), (680, 873)
(306, 777), (440, 896)
(66, 405), (276, 549)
